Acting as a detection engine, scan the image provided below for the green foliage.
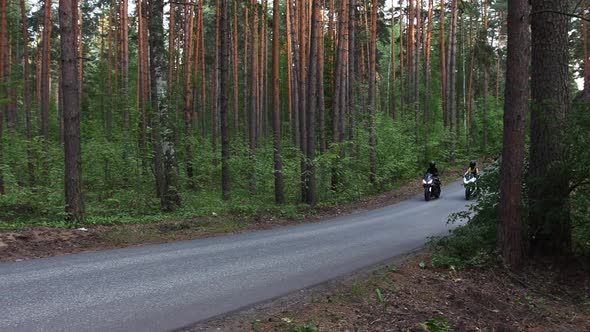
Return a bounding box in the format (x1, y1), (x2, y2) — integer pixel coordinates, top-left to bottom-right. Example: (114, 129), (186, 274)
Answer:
(291, 321), (320, 332)
(430, 163), (503, 269)
(375, 287), (384, 303)
(420, 318), (450, 332)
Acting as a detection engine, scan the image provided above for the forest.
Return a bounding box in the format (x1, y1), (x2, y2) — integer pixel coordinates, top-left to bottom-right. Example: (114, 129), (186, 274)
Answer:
(0, 0), (589, 268)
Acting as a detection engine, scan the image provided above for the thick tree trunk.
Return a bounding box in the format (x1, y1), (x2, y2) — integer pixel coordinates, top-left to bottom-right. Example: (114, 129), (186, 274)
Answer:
(288, 0), (300, 148)
(212, 1), (220, 164)
(348, 0), (356, 141)
(440, 0), (447, 127)
(482, 0), (489, 151)
(391, 5), (397, 119)
(0, 0), (5, 193)
(498, 0), (529, 269)
(272, 0), (284, 204)
(583, 0), (589, 95)
(368, 0), (378, 184)
(529, 0), (571, 259)
(233, 0), (239, 134)
(183, 0), (194, 180)
(305, 0), (321, 206)
(41, 0), (52, 142)
(20, 0), (34, 186)
(424, 0), (433, 123)
(447, 0), (458, 163)
(150, 0), (181, 211)
(220, 0), (231, 200)
(59, 0), (84, 222)
(121, 0), (129, 131)
(318, 8), (326, 154)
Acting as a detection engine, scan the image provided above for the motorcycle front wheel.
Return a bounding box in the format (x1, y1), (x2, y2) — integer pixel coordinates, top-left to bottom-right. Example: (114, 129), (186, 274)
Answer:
(424, 188), (431, 201)
(465, 187), (471, 200)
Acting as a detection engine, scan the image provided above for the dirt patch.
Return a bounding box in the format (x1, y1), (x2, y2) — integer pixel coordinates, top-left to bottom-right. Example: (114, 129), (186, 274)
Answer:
(0, 167), (467, 263)
(188, 252), (589, 332)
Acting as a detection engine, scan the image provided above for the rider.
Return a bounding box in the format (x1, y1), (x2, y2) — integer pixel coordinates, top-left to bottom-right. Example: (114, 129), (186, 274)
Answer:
(465, 160), (479, 177)
(426, 161), (439, 177)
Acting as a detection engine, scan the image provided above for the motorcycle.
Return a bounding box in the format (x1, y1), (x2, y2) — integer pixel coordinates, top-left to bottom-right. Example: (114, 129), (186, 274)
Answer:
(463, 173), (478, 200)
(423, 173), (441, 201)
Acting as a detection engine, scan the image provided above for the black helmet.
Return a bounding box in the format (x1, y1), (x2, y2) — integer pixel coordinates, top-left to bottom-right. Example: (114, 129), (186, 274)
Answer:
(429, 160), (436, 168)
(470, 160), (476, 168)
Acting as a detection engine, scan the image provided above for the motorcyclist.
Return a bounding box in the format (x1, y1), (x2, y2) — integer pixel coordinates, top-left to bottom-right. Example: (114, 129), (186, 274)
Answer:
(465, 160), (479, 177)
(426, 161), (439, 177)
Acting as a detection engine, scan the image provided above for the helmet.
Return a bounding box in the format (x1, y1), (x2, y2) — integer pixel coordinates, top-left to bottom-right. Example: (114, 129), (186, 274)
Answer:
(469, 160), (476, 168)
(429, 161), (436, 168)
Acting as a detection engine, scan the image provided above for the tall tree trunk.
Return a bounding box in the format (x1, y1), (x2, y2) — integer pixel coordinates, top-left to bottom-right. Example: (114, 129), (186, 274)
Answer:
(220, 0), (231, 200)
(183, 0), (194, 180)
(150, 0), (181, 211)
(41, 0), (52, 142)
(288, 0), (300, 148)
(305, 0), (321, 206)
(248, 0), (259, 193)
(212, 0), (220, 164)
(272, 0), (284, 204)
(368, 0), (378, 184)
(498, 0), (529, 270)
(298, 0), (308, 203)
(482, 0), (489, 150)
(399, 0), (405, 114)
(447, 0), (458, 163)
(414, 0), (422, 139)
(529, 0), (571, 259)
(318, 6), (326, 154)
(138, 0), (149, 171)
(232, 0), (239, 134)
(286, 0), (294, 127)
(391, 4), (397, 119)
(440, 0), (447, 127)
(59, 0), (84, 222)
(121, 0), (130, 131)
(407, 0), (414, 104)
(583, 0), (589, 95)
(0, 0), (6, 193)
(424, 0), (433, 123)
(21, 0), (34, 186)
(347, 0), (356, 141)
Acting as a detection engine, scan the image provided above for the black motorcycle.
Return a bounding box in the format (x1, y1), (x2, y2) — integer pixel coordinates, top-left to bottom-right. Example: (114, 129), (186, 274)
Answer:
(423, 173), (441, 201)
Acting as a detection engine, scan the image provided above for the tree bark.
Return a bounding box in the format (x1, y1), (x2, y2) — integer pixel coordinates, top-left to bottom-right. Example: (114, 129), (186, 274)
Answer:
(41, 0), (52, 143)
(391, 4), (397, 119)
(348, 0), (356, 141)
(220, 0), (231, 200)
(183, 0), (194, 180)
(233, 0), (239, 133)
(150, 0), (181, 211)
(498, 0), (529, 269)
(424, 0), (433, 123)
(59, 0), (84, 222)
(529, 0), (571, 259)
(272, 0), (285, 204)
(0, 0), (5, 193)
(368, 0), (378, 184)
(318, 8), (326, 154)
(20, 0), (34, 186)
(305, 0), (321, 205)
(440, 0), (447, 127)
(121, 0), (130, 131)
(583, 0), (589, 95)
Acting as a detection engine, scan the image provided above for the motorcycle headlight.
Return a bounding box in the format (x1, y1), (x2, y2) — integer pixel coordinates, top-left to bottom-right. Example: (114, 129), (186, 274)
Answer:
(427, 179), (433, 184)
(422, 179), (427, 184)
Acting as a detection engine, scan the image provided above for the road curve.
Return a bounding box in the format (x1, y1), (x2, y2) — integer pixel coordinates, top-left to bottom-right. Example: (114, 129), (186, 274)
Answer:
(0, 180), (470, 332)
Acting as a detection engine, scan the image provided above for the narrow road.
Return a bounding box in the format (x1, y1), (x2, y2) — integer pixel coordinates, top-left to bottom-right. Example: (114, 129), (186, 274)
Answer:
(0, 180), (470, 332)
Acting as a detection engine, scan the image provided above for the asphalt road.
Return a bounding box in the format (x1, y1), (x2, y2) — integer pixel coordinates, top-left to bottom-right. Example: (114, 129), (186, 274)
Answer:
(0, 180), (471, 332)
